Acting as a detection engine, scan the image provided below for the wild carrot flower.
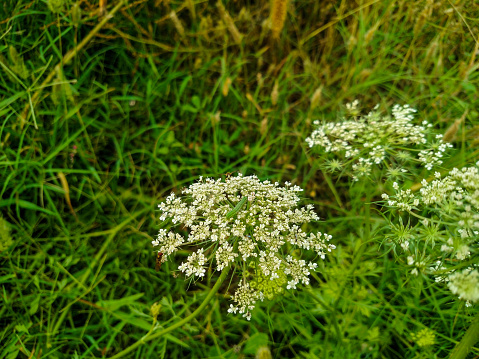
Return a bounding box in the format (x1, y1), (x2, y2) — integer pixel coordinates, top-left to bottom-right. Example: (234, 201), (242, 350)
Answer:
(153, 173), (334, 320)
(305, 101), (452, 181)
(382, 163), (479, 304)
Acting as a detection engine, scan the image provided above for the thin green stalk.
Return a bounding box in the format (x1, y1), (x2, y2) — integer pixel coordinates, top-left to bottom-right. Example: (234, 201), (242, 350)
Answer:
(364, 189), (371, 244)
(109, 265), (232, 359)
(449, 314), (479, 359)
(321, 169), (343, 209)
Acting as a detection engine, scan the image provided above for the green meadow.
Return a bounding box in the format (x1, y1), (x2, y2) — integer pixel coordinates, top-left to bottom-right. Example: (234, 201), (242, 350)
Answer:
(1, 0), (478, 358)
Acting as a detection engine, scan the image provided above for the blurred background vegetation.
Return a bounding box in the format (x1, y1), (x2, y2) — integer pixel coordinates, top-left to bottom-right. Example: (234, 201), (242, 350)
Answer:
(0, 0), (478, 358)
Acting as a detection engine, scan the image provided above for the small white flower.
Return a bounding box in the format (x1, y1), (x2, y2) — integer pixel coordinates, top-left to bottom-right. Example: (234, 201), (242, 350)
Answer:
(400, 241), (409, 251)
(229, 282), (260, 320)
(440, 244), (452, 253)
(455, 245), (470, 260)
(178, 249), (207, 278)
(286, 280), (297, 290)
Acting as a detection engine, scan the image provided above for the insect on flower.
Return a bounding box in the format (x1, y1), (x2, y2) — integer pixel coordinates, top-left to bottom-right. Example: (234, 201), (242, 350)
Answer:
(224, 171), (238, 180)
(155, 252), (165, 271)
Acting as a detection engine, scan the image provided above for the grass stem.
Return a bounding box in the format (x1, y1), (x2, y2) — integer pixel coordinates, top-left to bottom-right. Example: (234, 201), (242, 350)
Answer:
(109, 265), (232, 359)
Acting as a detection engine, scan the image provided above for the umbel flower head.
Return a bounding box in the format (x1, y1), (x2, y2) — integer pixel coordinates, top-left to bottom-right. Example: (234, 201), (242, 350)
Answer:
(153, 173), (335, 320)
(382, 162), (479, 304)
(305, 101), (453, 181)
(411, 328), (436, 347)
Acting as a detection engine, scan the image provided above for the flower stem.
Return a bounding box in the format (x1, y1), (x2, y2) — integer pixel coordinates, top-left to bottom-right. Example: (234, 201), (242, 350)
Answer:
(109, 266), (232, 359)
(449, 314), (479, 359)
(364, 189), (371, 244)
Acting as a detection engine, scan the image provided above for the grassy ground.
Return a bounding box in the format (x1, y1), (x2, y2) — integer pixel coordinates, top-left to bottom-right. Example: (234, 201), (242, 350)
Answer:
(1, 0), (478, 358)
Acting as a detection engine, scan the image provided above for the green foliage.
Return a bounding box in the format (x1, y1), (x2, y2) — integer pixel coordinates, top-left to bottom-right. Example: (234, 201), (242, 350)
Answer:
(0, 216), (12, 251)
(0, 0), (478, 358)
(47, 0), (70, 14)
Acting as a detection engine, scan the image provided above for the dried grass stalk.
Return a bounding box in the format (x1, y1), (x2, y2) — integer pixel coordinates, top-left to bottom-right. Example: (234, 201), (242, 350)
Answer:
(217, 0), (242, 44)
(170, 11), (185, 38)
(270, 0), (288, 39)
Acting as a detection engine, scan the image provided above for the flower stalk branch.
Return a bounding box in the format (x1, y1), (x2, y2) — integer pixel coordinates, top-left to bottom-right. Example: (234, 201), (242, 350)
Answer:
(109, 265), (232, 359)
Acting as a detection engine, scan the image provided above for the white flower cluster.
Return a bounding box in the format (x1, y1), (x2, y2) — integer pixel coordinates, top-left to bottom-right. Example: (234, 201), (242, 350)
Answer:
(227, 282), (261, 321)
(305, 103), (452, 181)
(448, 269), (479, 303)
(383, 163), (479, 304)
(153, 173), (335, 319)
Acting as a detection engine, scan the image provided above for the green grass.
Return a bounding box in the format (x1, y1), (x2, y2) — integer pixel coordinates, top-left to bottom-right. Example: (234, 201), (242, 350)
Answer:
(1, 0), (478, 358)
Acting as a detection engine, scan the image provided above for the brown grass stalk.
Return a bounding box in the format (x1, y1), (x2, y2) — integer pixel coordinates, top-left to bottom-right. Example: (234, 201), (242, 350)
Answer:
(270, 0), (288, 39)
(216, 0), (242, 44)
